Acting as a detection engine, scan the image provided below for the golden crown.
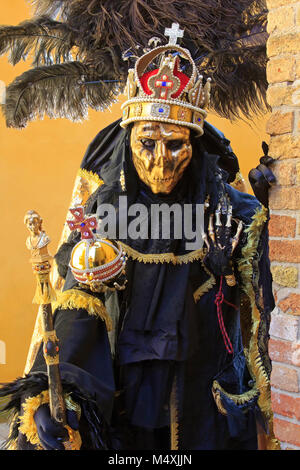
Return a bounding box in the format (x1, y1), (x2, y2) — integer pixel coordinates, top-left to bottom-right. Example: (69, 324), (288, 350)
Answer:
(120, 23), (211, 135)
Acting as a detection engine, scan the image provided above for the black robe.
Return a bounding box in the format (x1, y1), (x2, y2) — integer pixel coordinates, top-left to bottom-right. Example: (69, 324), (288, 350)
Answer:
(0, 120), (278, 451)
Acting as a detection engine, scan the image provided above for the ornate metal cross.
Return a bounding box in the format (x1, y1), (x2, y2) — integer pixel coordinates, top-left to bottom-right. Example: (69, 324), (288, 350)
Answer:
(67, 207), (97, 239)
(165, 23), (184, 46)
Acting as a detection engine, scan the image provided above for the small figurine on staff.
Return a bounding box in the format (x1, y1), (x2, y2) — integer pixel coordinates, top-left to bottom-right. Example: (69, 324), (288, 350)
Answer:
(24, 210), (51, 261)
(24, 210), (54, 304)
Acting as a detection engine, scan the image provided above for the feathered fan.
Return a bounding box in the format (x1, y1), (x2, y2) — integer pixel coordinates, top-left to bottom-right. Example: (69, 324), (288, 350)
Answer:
(0, 0), (269, 128)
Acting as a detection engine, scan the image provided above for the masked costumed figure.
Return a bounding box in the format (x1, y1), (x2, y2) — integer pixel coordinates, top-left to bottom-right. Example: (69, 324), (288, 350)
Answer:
(0, 1), (278, 451)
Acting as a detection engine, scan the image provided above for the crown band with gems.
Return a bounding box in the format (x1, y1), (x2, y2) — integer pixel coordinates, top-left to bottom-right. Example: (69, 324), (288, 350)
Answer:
(120, 23), (211, 135)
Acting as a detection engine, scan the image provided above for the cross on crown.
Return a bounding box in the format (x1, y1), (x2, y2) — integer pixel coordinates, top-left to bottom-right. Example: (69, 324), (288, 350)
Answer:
(67, 207), (97, 239)
(155, 74), (174, 99)
(164, 23), (184, 46)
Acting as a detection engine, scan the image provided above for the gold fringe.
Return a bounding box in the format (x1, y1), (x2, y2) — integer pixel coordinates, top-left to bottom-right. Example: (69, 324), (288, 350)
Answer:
(33, 274), (57, 305)
(50, 168), (103, 291)
(212, 379), (260, 416)
(63, 424), (82, 451)
(77, 168), (103, 189)
(193, 275), (216, 302)
(53, 289), (112, 332)
(237, 206), (268, 280)
(212, 389), (227, 416)
(19, 390), (50, 448)
(237, 206), (281, 450)
(18, 390), (82, 450)
(119, 242), (206, 265)
(170, 374), (179, 451)
(193, 259), (216, 302)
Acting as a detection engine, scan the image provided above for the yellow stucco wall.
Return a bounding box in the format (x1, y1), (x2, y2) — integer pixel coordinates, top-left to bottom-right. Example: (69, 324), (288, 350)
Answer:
(0, 2), (270, 382)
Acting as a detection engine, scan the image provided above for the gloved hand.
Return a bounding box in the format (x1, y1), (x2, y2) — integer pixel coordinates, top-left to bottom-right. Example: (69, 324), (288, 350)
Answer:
(248, 142), (276, 208)
(202, 194), (243, 284)
(34, 404), (79, 450)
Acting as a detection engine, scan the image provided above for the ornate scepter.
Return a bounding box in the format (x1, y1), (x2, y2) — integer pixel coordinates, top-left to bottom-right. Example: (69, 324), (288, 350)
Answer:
(24, 210), (81, 450)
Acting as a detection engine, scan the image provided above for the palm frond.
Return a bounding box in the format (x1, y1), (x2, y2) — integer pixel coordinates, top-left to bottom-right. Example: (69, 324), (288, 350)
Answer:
(0, 16), (76, 66)
(3, 61), (125, 128)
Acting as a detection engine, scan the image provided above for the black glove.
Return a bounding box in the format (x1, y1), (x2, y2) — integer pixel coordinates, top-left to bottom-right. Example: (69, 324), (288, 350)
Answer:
(34, 404), (79, 450)
(203, 194), (243, 283)
(204, 240), (234, 278)
(248, 142), (276, 207)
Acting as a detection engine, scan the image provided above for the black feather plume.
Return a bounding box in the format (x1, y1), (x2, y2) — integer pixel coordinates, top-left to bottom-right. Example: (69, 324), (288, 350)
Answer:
(0, 0), (269, 127)
(4, 61), (124, 128)
(0, 374), (111, 450)
(0, 16), (76, 66)
(29, 0), (66, 19)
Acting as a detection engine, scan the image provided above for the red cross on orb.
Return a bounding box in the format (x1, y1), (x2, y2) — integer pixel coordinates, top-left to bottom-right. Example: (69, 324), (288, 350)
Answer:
(67, 206), (97, 239)
(155, 74), (174, 99)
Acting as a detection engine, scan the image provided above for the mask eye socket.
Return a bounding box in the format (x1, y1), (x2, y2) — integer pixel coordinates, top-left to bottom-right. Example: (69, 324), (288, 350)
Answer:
(140, 139), (155, 151)
(166, 140), (184, 151)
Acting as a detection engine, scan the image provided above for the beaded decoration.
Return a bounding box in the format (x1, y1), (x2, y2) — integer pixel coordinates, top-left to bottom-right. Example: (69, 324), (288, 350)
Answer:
(121, 23), (211, 135)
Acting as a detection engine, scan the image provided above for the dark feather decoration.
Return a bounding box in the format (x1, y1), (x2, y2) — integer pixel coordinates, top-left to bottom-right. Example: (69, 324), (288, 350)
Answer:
(0, 374), (111, 450)
(30, 0), (66, 18)
(4, 60), (123, 128)
(0, 0), (269, 127)
(0, 16), (76, 66)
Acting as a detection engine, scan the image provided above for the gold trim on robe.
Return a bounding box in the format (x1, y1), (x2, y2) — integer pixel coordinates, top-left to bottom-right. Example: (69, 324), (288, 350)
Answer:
(119, 242), (206, 265)
(237, 206), (280, 450)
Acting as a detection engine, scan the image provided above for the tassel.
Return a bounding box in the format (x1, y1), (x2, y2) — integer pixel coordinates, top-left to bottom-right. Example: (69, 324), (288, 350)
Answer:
(214, 276), (238, 354)
(32, 273), (57, 305)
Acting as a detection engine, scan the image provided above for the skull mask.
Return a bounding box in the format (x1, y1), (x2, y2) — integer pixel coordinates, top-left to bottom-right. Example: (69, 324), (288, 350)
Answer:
(130, 121), (193, 194)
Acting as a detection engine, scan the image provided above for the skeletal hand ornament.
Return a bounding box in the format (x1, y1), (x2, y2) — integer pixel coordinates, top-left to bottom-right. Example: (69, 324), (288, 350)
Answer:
(202, 195), (243, 287)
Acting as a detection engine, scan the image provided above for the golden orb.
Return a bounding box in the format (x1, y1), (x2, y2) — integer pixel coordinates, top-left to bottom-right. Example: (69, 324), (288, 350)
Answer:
(69, 238), (126, 291)
(71, 239), (117, 271)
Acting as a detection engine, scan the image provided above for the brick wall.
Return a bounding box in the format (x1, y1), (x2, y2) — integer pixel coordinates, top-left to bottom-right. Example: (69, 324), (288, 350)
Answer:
(266, 0), (300, 450)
